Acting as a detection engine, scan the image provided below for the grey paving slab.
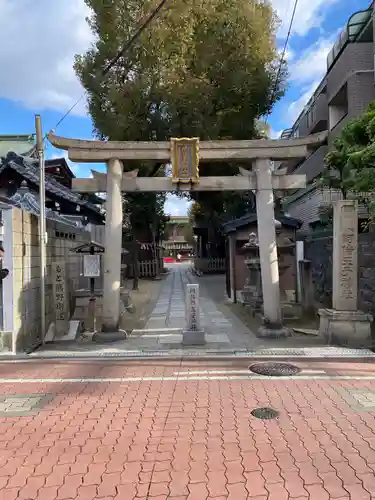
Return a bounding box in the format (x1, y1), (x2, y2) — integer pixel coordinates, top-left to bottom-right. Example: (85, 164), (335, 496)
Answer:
(0, 394), (54, 416)
(336, 388), (375, 411)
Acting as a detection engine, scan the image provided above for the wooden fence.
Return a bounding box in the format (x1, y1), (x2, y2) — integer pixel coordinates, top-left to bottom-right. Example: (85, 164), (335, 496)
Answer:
(138, 260), (158, 277)
(194, 257), (226, 274)
(125, 258), (164, 279)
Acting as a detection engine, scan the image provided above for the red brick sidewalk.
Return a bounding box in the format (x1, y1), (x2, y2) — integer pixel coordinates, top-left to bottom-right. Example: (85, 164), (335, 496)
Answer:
(0, 359), (375, 499)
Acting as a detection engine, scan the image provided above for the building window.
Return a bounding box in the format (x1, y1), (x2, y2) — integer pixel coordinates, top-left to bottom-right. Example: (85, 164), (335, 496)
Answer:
(328, 83), (348, 130)
(307, 103), (316, 128)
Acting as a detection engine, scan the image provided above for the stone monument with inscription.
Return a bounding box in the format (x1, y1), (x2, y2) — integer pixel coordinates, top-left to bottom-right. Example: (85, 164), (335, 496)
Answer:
(318, 200), (373, 346)
(52, 261), (69, 336)
(182, 284), (205, 345)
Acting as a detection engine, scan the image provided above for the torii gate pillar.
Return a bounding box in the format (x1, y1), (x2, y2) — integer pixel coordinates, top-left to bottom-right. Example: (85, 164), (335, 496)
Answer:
(254, 159), (287, 336)
(93, 158), (126, 341)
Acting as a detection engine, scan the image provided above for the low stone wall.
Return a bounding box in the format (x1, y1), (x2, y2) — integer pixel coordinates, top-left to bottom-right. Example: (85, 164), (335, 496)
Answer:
(304, 229), (375, 316)
(2, 206), (93, 352)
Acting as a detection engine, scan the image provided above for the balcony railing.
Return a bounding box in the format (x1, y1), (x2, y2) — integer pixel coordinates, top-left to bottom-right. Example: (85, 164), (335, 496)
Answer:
(327, 7), (373, 71)
(292, 145), (328, 183)
(306, 93), (328, 133)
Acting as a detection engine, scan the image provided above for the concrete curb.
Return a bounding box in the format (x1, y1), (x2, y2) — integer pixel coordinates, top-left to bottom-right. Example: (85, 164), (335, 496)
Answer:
(0, 349), (374, 363)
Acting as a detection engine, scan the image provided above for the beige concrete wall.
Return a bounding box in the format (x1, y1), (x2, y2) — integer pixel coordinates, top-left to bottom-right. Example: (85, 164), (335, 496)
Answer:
(8, 207), (93, 352)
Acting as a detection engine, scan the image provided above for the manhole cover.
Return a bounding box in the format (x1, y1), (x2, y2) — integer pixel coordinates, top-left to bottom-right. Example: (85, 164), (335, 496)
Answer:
(251, 407), (279, 420)
(249, 362), (301, 376)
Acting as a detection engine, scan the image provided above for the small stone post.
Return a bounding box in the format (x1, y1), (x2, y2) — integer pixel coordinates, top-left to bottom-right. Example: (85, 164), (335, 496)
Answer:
(182, 284), (205, 345)
(318, 200), (373, 346)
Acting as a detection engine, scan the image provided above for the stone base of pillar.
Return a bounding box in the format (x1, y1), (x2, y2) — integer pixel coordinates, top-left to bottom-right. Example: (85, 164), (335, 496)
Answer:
(92, 330), (127, 343)
(257, 319), (292, 339)
(318, 308), (373, 347)
(182, 329), (206, 346)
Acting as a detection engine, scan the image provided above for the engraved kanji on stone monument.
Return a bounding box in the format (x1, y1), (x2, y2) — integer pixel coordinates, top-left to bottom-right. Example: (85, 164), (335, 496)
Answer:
(182, 283), (205, 345)
(186, 284), (200, 331)
(52, 262), (69, 334)
(171, 138), (200, 183)
(318, 199), (372, 347)
(332, 201), (358, 311)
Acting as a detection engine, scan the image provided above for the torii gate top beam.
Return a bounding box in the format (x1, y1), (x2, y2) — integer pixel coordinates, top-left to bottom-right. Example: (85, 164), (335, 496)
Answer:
(47, 131), (328, 163)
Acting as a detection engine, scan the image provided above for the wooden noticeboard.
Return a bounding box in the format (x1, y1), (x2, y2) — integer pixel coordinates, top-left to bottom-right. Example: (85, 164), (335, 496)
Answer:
(83, 254), (101, 278)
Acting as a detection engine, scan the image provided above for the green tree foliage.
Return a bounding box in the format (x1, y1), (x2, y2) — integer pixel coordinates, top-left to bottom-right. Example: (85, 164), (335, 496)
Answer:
(254, 119), (271, 139)
(75, 0), (287, 237)
(182, 220), (195, 246)
(122, 192), (169, 241)
(121, 165), (168, 241)
(321, 101), (375, 219)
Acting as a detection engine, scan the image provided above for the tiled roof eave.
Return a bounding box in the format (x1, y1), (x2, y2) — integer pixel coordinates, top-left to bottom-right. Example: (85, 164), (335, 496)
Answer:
(1, 152), (102, 216)
(2, 192), (81, 228)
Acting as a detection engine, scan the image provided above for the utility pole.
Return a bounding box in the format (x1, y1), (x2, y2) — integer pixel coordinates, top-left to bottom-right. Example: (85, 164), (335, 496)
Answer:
(35, 115), (47, 343)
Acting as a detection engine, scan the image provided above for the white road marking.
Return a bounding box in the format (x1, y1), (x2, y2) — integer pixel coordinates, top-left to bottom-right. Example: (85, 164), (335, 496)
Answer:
(174, 370), (252, 375)
(301, 369), (327, 374)
(0, 374), (374, 383)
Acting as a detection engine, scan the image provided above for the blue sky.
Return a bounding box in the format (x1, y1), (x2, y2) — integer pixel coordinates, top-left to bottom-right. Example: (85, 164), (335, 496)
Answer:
(0, 0), (371, 214)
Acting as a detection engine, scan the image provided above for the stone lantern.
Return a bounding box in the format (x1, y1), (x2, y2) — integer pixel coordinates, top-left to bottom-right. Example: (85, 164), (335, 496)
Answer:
(241, 220), (295, 312)
(241, 232), (262, 311)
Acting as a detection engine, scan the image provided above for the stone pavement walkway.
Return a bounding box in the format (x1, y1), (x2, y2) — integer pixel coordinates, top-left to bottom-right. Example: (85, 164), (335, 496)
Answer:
(0, 358), (375, 498)
(28, 263), (374, 358)
(31, 264), (259, 357)
(129, 263), (259, 351)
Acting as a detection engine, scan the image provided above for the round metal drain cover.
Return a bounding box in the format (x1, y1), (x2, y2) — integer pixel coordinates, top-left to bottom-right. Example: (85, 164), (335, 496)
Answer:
(249, 362), (301, 377)
(251, 407), (279, 420)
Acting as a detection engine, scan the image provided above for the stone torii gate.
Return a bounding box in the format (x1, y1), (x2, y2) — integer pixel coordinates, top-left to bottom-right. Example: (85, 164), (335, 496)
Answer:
(48, 131), (327, 340)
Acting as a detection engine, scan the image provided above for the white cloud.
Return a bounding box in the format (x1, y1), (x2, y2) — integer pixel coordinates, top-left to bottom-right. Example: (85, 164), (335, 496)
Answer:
(287, 80), (321, 122)
(289, 34), (337, 85)
(284, 49), (294, 62)
(285, 32), (339, 121)
(272, 0), (340, 38)
(270, 127), (283, 139)
(0, 0), (343, 137)
(0, 0), (342, 117)
(0, 0), (92, 114)
(164, 195), (191, 216)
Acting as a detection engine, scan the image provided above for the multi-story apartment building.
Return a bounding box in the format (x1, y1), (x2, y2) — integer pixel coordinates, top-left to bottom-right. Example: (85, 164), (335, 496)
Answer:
(281, 2), (375, 231)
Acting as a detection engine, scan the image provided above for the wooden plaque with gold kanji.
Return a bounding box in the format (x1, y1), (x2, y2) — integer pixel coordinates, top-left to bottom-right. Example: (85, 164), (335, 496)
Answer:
(171, 138), (200, 183)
